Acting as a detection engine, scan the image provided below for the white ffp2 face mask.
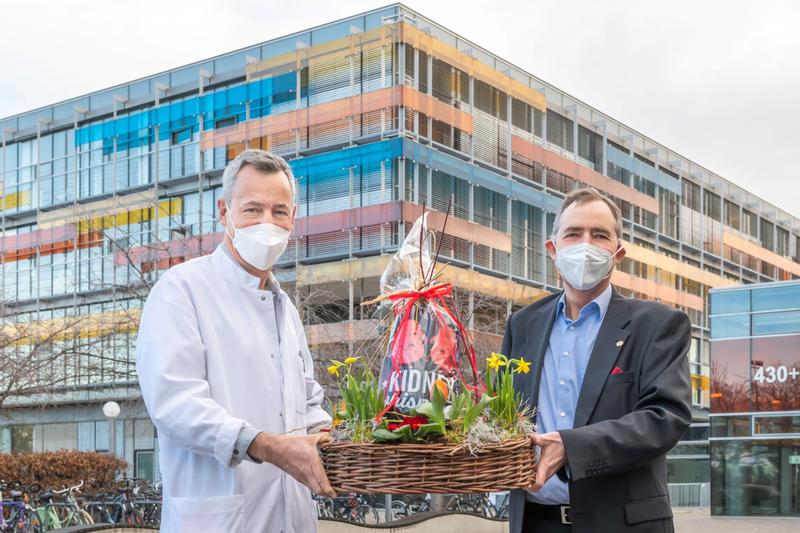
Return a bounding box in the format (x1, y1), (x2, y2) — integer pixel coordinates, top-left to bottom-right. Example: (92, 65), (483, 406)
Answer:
(224, 203), (290, 271)
(554, 242), (620, 291)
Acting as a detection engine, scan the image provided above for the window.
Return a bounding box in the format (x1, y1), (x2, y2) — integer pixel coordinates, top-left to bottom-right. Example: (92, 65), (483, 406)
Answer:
(776, 226), (789, 256)
(682, 180), (701, 211)
(659, 189), (680, 239)
(11, 426), (33, 453)
(760, 218), (774, 250)
(577, 125), (602, 169)
(711, 289), (750, 315)
(710, 314), (749, 339)
(546, 110), (574, 152)
(473, 79), (506, 119)
(511, 98), (532, 133)
(135, 450), (156, 483)
(752, 310), (800, 336)
(753, 415), (800, 435)
(710, 416), (750, 438)
(214, 117), (236, 129)
(171, 127), (191, 145)
(742, 209), (758, 238)
(723, 199), (740, 230)
(704, 190), (721, 221)
(751, 284), (800, 311)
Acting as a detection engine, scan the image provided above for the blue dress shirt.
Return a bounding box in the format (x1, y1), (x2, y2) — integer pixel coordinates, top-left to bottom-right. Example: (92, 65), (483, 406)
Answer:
(527, 285), (613, 505)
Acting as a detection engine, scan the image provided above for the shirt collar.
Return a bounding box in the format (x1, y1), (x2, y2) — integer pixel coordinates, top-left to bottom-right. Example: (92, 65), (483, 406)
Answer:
(556, 284), (613, 324)
(215, 244), (282, 293)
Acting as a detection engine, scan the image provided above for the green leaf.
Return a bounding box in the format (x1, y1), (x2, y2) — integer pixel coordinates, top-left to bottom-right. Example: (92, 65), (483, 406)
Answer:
(392, 424), (415, 441)
(414, 422), (445, 440)
(373, 428), (402, 441)
(415, 400), (438, 421)
(464, 393), (496, 431)
(431, 381), (446, 415)
(416, 400), (444, 424)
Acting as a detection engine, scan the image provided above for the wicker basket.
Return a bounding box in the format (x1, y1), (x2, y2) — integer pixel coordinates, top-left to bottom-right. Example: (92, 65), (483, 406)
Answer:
(320, 437), (536, 494)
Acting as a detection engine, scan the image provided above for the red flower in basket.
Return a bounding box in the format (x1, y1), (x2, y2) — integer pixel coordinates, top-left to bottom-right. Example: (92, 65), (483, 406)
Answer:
(387, 414), (429, 431)
(430, 325), (457, 372)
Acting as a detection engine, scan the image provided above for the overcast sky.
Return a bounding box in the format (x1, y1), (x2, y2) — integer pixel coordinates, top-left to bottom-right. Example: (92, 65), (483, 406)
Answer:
(2, 0), (798, 219)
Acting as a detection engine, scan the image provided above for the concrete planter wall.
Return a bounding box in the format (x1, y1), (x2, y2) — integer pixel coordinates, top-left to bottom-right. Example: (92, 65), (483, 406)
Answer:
(53, 513), (508, 533)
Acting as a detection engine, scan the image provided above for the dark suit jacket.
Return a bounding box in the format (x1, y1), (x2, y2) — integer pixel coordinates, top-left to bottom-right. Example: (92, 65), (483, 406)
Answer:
(503, 287), (692, 533)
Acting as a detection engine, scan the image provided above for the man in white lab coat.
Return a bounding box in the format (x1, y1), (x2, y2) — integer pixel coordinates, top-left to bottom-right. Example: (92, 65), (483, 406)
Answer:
(136, 149), (336, 533)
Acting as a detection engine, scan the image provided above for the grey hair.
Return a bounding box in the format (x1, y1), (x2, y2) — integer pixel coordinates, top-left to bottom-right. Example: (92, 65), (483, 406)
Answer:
(550, 187), (623, 241)
(222, 149), (296, 206)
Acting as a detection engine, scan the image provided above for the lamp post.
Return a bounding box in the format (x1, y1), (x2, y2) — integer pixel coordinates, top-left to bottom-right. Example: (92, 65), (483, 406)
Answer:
(103, 401), (121, 456)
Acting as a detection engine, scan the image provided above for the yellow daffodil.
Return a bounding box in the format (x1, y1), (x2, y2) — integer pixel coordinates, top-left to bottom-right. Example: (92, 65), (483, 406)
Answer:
(327, 365), (340, 377)
(487, 352), (507, 370)
(513, 357), (531, 374)
(344, 356), (360, 365)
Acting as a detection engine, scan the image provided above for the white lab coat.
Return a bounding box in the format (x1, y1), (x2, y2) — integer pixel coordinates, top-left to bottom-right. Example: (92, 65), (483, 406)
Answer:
(136, 246), (331, 533)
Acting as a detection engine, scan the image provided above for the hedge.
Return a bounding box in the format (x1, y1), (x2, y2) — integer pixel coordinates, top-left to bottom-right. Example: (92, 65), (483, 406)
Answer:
(0, 450), (128, 492)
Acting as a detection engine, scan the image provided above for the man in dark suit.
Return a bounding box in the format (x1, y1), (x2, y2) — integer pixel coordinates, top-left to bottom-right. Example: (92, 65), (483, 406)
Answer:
(503, 187), (692, 533)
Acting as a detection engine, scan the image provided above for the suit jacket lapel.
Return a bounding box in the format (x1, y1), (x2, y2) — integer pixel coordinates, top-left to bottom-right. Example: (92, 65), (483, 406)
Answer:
(573, 289), (632, 428)
(520, 294), (561, 411)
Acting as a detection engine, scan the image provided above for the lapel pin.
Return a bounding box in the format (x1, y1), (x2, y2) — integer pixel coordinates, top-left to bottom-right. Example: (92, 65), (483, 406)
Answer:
(615, 340), (624, 347)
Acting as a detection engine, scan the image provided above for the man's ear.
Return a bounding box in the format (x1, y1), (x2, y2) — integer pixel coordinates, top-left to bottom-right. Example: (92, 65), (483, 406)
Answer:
(614, 242), (626, 265)
(217, 198), (228, 227)
(545, 239), (557, 262)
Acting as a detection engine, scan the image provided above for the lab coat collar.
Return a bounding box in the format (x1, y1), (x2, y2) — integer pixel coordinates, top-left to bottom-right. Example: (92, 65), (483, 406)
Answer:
(213, 245), (282, 293)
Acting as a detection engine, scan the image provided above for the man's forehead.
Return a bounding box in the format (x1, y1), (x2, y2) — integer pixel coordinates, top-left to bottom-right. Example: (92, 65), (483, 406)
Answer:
(561, 201), (615, 222)
(239, 199), (291, 207)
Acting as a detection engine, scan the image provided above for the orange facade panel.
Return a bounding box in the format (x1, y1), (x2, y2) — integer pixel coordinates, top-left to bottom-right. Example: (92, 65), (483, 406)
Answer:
(202, 86), (397, 150)
(723, 230), (800, 278)
(621, 240), (738, 289)
(201, 86), (472, 150)
(511, 135), (660, 214)
(400, 202), (511, 253)
(400, 86), (473, 133)
(611, 270), (704, 311)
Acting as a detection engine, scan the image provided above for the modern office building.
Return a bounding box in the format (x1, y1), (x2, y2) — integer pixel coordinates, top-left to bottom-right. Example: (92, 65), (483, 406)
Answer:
(1, 4), (799, 484)
(709, 281), (800, 516)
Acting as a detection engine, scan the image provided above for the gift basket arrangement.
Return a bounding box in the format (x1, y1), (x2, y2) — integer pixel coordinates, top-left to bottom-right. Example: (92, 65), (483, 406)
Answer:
(320, 209), (536, 494)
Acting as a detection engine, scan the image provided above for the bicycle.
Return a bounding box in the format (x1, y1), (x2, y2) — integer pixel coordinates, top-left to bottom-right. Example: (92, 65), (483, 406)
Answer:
(51, 481), (93, 527)
(85, 479), (144, 526)
(0, 481), (43, 533)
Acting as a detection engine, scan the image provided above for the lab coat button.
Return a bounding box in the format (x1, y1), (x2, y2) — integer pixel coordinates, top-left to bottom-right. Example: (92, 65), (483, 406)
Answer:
(261, 295), (266, 301)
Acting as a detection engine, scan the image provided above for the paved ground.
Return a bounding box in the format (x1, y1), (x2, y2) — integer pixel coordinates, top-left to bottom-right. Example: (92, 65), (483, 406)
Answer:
(674, 507), (800, 532)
